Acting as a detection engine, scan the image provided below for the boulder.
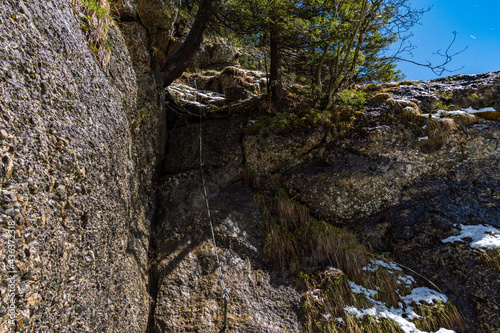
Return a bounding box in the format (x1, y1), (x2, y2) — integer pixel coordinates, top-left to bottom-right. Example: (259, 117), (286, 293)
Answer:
(210, 38), (239, 65)
(137, 0), (178, 31)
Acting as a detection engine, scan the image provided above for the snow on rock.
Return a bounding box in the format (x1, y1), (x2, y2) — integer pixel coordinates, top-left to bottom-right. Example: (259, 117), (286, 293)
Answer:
(362, 259), (403, 272)
(441, 224), (500, 250)
(422, 106), (497, 119)
(344, 281), (454, 333)
(168, 82), (226, 108)
(462, 106), (496, 113)
(402, 287), (448, 305)
(397, 274), (416, 285)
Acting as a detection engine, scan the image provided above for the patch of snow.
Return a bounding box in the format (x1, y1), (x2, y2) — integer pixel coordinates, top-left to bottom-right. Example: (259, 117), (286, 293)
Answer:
(180, 99), (207, 108)
(402, 287), (448, 305)
(397, 274), (416, 285)
(344, 305), (378, 318)
(344, 281), (453, 333)
(422, 110), (467, 119)
(362, 259), (402, 272)
(404, 305), (422, 320)
(335, 317), (344, 323)
(168, 82), (227, 107)
(421, 106), (497, 120)
(321, 313), (331, 320)
(418, 136), (428, 141)
(462, 106), (496, 113)
(348, 281), (378, 298)
(441, 224), (500, 250)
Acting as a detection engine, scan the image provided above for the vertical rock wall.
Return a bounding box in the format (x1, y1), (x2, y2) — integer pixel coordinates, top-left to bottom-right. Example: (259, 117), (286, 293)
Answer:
(0, 0), (165, 331)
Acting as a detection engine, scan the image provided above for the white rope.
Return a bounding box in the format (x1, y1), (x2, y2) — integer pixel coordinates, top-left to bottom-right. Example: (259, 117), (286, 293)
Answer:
(199, 114), (230, 303)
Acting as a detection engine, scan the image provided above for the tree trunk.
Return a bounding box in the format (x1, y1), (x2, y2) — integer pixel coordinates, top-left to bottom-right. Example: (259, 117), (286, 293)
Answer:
(269, 22), (283, 103)
(160, 0), (216, 87)
(313, 44), (329, 106)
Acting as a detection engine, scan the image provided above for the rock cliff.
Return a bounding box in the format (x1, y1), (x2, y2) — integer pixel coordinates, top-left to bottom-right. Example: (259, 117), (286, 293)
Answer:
(0, 0), (165, 331)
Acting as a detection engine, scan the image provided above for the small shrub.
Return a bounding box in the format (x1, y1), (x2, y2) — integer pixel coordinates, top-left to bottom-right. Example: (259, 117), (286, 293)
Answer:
(337, 89), (366, 109)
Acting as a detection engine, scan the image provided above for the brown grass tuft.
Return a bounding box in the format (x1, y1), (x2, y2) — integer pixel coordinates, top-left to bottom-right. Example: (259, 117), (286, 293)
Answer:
(369, 92), (392, 103)
(453, 113), (480, 127)
(401, 107), (421, 122)
(239, 166), (261, 190)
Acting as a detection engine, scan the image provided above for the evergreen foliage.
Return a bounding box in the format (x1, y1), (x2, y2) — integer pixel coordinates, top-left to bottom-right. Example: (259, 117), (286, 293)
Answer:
(217, 0), (425, 107)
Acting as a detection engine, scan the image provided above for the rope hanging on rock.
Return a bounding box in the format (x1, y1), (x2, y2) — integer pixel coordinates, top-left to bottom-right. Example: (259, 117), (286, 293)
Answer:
(199, 111), (230, 331)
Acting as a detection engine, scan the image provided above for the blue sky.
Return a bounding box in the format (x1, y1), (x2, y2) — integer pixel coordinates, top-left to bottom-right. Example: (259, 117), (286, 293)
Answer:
(394, 0), (500, 80)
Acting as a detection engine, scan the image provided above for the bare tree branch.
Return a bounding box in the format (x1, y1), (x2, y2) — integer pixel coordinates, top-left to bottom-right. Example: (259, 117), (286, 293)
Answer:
(390, 31), (468, 76)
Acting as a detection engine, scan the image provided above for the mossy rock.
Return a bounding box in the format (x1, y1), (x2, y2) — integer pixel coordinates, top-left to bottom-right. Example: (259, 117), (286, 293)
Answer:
(473, 111), (500, 121)
(400, 80), (421, 86)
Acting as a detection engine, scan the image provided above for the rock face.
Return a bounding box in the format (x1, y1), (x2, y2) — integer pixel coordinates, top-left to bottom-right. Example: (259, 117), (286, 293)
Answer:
(151, 175), (302, 332)
(0, 0), (165, 331)
(283, 120), (500, 223)
(1, 0), (499, 331)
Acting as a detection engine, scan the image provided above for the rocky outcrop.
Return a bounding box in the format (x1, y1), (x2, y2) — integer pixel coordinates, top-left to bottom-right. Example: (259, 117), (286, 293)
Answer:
(0, 0), (165, 331)
(170, 67), (266, 104)
(283, 120), (499, 223)
(156, 72), (500, 332)
(393, 71), (500, 113)
(244, 129), (324, 175)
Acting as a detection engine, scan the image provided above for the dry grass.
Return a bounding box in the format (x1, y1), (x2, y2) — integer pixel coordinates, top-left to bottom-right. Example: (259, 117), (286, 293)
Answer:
(260, 193), (367, 276)
(298, 264), (465, 333)
(480, 249), (500, 272)
(419, 117), (461, 153)
(387, 98), (419, 113)
(71, 0), (113, 68)
(474, 111), (500, 121)
(251, 187), (465, 333)
(401, 107), (421, 122)
(369, 92), (392, 103)
(299, 265), (465, 333)
(414, 302), (465, 332)
(453, 113), (480, 127)
(438, 118), (458, 132)
(221, 66), (248, 78)
(239, 166), (262, 190)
